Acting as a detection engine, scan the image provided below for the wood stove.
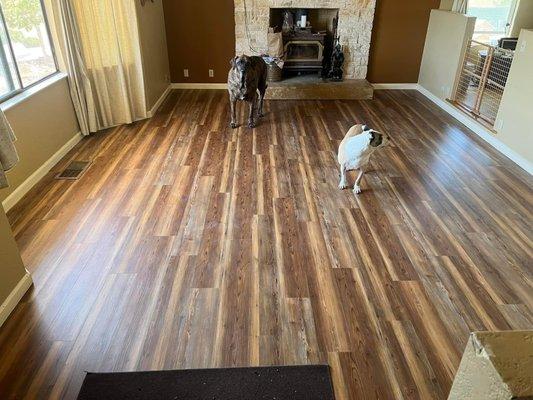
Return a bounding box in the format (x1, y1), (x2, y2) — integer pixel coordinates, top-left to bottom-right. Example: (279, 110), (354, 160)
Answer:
(283, 32), (326, 72)
(270, 8), (338, 77)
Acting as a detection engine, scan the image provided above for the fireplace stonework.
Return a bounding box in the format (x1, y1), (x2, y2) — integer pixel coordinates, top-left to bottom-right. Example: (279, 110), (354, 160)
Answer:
(234, 0), (377, 79)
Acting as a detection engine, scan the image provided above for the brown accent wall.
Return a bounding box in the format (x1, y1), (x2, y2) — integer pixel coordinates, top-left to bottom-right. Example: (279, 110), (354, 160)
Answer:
(163, 0), (439, 84)
(162, 0), (235, 83)
(367, 0), (440, 83)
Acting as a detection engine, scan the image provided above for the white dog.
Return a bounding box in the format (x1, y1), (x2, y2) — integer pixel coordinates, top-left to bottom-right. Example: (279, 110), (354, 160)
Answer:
(338, 124), (390, 194)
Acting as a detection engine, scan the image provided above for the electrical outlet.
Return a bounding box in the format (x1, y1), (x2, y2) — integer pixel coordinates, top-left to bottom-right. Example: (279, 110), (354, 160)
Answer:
(496, 119), (504, 131)
(183, 69), (189, 78)
(165, 74), (170, 83)
(209, 69), (214, 78)
(520, 40), (527, 53)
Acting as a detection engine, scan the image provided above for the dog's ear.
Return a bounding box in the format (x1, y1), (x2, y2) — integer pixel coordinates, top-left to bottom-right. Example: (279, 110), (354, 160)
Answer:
(362, 125), (371, 132)
(230, 56), (238, 68)
(370, 131), (383, 147)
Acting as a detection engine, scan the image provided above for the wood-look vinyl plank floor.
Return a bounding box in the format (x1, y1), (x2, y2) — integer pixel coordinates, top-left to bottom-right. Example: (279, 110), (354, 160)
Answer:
(1, 89), (532, 399)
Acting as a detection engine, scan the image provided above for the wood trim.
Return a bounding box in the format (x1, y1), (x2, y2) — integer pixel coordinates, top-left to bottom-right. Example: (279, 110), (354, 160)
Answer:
(0, 272), (32, 328)
(473, 46), (494, 114)
(451, 100), (498, 132)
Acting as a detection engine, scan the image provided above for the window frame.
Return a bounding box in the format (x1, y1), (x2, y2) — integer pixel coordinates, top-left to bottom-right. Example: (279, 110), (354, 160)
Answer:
(468, 0), (519, 41)
(0, 0), (59, 103)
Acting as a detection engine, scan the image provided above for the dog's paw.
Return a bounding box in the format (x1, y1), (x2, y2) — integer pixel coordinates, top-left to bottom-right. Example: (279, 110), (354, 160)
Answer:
(338, 182), (348, 190)
(353, 185), (362, 194)
(230, 122), (239, 129)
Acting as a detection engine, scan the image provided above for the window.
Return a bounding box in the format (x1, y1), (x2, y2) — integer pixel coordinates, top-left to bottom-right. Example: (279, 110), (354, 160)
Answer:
(468, 0), (517, 44)
(0, 0), (57, 101)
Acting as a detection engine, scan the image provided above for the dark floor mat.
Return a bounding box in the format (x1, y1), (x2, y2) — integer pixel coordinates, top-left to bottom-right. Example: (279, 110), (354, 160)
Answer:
(76, 365), (336, 400)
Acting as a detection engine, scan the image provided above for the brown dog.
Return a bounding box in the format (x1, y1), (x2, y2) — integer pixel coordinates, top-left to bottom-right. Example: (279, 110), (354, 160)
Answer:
(228, 55), (268, 129)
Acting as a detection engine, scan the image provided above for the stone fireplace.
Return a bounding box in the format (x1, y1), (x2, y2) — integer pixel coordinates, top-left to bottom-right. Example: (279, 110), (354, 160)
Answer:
(234, 0), (377, 80)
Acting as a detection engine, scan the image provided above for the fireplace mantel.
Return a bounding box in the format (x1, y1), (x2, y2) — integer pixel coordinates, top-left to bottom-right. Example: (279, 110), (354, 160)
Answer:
(234, 0), (377, 80)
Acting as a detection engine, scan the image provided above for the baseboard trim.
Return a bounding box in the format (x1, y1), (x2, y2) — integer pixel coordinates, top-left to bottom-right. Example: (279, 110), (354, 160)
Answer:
(2, 131), (84, 212)
(372, 83), (419, 90)
(0, 272), (32, 328)
(417, 84), (533, 175)
(147, 85), (172, 117)
(171, 83), (228, 90)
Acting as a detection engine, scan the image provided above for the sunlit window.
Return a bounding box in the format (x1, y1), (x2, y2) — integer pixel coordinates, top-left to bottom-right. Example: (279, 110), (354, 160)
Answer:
(468, 0), (517, 44)
(0, 0), (58, 101)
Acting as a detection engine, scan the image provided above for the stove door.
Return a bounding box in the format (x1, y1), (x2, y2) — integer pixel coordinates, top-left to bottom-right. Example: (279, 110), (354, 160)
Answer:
(284, 41), (324, 62)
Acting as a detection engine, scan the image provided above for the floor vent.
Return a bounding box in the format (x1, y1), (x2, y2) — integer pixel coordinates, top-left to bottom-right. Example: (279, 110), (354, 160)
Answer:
(56, 161), (91, 180)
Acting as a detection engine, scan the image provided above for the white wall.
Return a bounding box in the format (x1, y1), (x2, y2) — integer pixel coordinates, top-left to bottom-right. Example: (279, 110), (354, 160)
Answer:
(495, 30), (533, 164)
(419, 10), (476, 100)
(511, 0), (533, 37)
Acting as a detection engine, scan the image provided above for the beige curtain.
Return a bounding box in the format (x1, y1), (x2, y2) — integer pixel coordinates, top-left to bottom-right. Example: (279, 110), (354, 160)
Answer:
(45, 0), (146, 135)
(0, 110), (19, 189)
(452, 0), (469, 14)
